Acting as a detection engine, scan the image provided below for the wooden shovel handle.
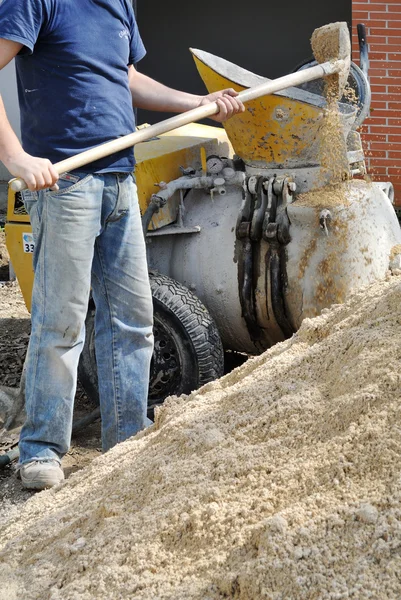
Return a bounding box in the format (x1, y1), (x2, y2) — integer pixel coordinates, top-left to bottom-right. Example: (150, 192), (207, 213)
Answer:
(9, 59), (345, 193)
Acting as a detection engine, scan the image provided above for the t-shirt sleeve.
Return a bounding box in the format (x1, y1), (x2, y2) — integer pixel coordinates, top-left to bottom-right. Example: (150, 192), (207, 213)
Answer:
(126, 4), (146, 65)
(0, 0), (47, 53)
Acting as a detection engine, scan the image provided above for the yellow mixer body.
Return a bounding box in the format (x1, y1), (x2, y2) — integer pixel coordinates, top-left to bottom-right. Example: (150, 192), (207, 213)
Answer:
(191, 49), (330, 169)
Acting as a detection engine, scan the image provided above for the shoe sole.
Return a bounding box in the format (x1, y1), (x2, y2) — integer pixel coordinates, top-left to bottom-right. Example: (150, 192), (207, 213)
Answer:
(20, 477), (64, 490)
(19, 472), (64, 490)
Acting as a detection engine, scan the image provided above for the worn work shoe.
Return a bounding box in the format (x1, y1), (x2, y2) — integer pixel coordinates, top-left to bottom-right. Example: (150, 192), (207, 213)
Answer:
(18, 460), (64, 490)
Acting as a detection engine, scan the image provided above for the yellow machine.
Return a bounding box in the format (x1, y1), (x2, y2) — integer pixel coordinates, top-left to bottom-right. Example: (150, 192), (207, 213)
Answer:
(5, 46), (401, 415)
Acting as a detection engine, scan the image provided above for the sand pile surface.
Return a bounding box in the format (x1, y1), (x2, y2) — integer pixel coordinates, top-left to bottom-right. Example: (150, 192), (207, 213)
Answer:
(1, 276), (401, 599)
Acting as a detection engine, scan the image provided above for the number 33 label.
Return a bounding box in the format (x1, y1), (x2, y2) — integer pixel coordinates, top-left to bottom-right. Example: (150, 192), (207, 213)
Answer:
(22, 232), (35, 254)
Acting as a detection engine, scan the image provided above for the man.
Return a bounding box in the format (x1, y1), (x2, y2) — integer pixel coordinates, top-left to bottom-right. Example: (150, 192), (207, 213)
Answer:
(0, 0), (244, 490)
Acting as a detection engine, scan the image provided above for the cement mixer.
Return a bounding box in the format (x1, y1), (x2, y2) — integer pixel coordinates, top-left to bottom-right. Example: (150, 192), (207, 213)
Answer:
(5, 24), (401, 418)
(77, 47), (400, 413)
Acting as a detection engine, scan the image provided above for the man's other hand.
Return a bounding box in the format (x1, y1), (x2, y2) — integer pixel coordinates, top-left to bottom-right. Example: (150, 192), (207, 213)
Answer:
(6, 151), (59, 191)
(199, 88), (245, 122)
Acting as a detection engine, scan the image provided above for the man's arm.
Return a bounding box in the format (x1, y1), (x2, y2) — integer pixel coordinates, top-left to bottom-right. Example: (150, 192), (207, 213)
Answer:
(0, 39), (58, 191)
(128, 65), (245, 122)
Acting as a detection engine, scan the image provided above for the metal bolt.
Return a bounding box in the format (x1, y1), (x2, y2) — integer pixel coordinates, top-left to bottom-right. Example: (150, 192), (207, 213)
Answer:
(247, 176), (258, 195)
(319, 209), (332, 236)
(214, 178), (225, 187)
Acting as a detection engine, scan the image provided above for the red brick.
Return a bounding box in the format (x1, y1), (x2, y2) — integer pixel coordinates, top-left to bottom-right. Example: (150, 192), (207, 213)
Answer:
(388, 118), (401, 126)
(372, 44), (399, 53)
(370, 77), (401, 85)
(366, 20), (389, 28)
(368, 148), (389, 157)
(370, 69), (389, 77)
(388, 53), (401, 60)
(370, 171), (390, 179)
(362, 133), (388, 142)
(383, 39), (401, 47)
(370, 61), (401, 69)
(368, 110), (400, 117)
(369, 11), (399, 17)
(388, 177), (401, 187)
(370, 85), (388, 93)
(370, 101), (388, 109)
(389, 135), (401, 142)
(369, 142), (393, 150)
(373, 158), (401, 167)
(371, 40), (401, 49)
(369, 52), (389, 60)
(369, 29), (401, 37)
(367, 0), (401, 5)
(369, 169), (390, 177)
(366, 126), (391, 134)
(388, 150), (401, 157)
(388, 102), (401, 109)
(353, 2), (393, 8)
(364, 117), (388, 125)
(388, 4), (401, 11)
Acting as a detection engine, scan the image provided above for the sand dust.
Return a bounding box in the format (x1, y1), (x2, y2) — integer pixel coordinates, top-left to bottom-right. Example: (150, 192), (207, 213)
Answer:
(296, 182), (350, 208)
(310, 22), (351, 187)
(390, 244), (401, 262)
(318, 102), (350, 187)
(1, 273), (401, 599)
(343, 84), (359, 107)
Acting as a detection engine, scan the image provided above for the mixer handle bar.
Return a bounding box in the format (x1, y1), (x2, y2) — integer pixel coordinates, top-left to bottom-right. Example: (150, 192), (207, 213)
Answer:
(357, 24), (370, 79)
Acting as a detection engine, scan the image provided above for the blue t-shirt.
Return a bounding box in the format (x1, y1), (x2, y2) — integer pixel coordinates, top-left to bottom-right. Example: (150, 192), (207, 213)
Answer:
(0, 0), (146, 172)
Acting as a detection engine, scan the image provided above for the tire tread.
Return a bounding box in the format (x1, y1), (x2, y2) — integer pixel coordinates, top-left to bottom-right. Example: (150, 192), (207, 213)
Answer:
(150, 272), (224, 386)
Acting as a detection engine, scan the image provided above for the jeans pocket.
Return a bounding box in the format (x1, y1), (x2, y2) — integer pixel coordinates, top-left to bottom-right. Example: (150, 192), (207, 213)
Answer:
(21, 190), (39, 216)
(48, 173), (93, 196)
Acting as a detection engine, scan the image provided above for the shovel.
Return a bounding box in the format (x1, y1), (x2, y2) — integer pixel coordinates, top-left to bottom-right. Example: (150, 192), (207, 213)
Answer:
(9, 22), (350, 193)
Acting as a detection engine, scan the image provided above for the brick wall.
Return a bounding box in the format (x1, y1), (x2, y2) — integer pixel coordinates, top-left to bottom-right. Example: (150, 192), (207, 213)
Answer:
(352, 0), (401, 204)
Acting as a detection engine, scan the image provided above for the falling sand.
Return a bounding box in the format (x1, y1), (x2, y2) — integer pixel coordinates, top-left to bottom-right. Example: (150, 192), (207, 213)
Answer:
(1, 273), (401, 599)
(311, 22), (351, 188)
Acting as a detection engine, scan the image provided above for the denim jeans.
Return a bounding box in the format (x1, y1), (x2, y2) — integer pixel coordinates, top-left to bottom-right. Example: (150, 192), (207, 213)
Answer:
(19, 172), (154, 464)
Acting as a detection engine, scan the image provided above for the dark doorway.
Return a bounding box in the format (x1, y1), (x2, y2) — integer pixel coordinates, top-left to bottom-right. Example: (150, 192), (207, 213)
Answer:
(136, 1), (352, 124)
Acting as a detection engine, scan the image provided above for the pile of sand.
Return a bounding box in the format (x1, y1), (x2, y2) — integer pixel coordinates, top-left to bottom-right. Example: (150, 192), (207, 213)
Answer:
(1, 274), (401, 599)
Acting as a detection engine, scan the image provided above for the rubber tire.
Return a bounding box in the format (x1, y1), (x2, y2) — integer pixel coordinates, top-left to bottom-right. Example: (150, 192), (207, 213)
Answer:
(78, 273), (224, 417)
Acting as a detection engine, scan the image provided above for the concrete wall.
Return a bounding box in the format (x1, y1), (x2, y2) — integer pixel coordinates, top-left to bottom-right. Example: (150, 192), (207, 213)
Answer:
(0, 60), (20, 211)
